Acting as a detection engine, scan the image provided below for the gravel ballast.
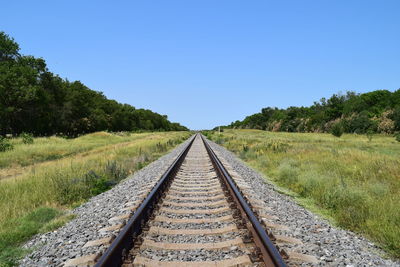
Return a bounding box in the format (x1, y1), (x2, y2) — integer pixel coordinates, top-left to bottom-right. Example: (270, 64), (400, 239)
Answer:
(19, 138), (193, 267)
(207, 137), (399, 266)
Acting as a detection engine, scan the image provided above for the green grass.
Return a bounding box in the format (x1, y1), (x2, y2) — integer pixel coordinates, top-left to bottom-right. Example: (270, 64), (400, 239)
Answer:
(0, 207), (62, 267)
(205, 129), (400, 259)
(0, 131), (191, 266)
(0, 132), (155, 169)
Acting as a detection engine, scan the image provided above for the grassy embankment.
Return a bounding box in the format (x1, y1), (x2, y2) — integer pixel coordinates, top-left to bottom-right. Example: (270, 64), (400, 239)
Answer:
(0, 131), (191, 267)
(205, 129), (400, 259)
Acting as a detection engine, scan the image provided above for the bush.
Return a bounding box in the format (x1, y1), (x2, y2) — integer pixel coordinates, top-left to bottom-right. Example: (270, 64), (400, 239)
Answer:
(20, 132), (34, 144)
(331, 123), (344, 138)
(389, 108), (400, 131)
(395, 133), (400, 142)
(0, 137), (13, 152)
(347, 112), (376, 134)
(85, 171), (113, 196)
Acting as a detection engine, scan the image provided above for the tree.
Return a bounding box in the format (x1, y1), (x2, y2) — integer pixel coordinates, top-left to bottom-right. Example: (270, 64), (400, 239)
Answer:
(222, 88), (399, 135)
(390, 107), (400, 131)
(0, 32), (20, 60)
(0, 31), (188, 136)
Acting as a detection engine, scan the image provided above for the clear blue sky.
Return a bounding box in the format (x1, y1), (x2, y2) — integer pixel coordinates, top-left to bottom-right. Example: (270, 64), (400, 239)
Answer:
(2, 1), (399, 129)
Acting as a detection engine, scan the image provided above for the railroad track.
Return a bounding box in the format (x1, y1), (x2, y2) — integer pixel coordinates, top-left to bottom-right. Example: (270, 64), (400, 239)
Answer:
(65, 134), (317, 267)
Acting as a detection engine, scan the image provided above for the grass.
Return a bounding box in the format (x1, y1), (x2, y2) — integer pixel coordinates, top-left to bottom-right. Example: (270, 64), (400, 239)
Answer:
(0, 132), (156, 170)
(0, 131), (191, 266)
(204, 129), (400, 259)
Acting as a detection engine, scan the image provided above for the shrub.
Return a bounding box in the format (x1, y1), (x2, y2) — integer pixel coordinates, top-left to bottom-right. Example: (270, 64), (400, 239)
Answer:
(20, 132), (34, 144)
(347, 112), (376, 134)
(395, 133), (400, 142)
(331, 123), (344, 138)
(0, 136), (13, 152)
(87, 173), (113, 195)
(389, 107), (400, 131)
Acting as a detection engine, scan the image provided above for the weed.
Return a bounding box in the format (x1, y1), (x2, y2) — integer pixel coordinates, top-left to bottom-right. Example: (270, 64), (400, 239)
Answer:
(19, 133), (34, 144)
(0, 137), (13, 152)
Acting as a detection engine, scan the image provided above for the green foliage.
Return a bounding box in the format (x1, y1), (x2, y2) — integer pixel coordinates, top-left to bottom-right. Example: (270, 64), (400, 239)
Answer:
(84, 171), (114, 196)
(0, 32), (19, 60)
(331, 122), (344, 138)
(224, 90), (400, 134)
(0, 31), (188, 137)
(346, 111), (376, 134)
(51, 163), (128, 205)
(0, 246), (24, 267)
(395, 133), (400, 142)
(277, 160), (299, 186)
(390, 108), (400, 131)
(0, 207), (61, 267)
(39, 214), (76, 234)
(0, 137), (13, 152)
(19, 133), (34, 144)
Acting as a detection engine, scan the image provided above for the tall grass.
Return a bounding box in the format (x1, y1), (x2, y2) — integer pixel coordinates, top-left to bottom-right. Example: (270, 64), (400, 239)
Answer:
(206, 129), (400, 258)
(0, 132), (155, 169)
(0, 131), (190, 266)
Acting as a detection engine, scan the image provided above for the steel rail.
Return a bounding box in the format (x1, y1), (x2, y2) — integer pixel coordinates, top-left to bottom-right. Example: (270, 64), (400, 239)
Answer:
(201, 134), (287, 267)
(95, 135), (196, 267)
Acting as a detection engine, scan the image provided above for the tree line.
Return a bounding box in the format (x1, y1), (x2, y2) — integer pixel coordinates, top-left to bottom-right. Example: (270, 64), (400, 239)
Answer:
(0, 32), (188, 137)
(222, 90), (400, 135)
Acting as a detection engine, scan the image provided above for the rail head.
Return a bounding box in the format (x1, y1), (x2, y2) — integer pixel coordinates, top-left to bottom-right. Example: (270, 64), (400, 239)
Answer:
(94, 134), (196, 267)
(201, 134), (287, 267)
